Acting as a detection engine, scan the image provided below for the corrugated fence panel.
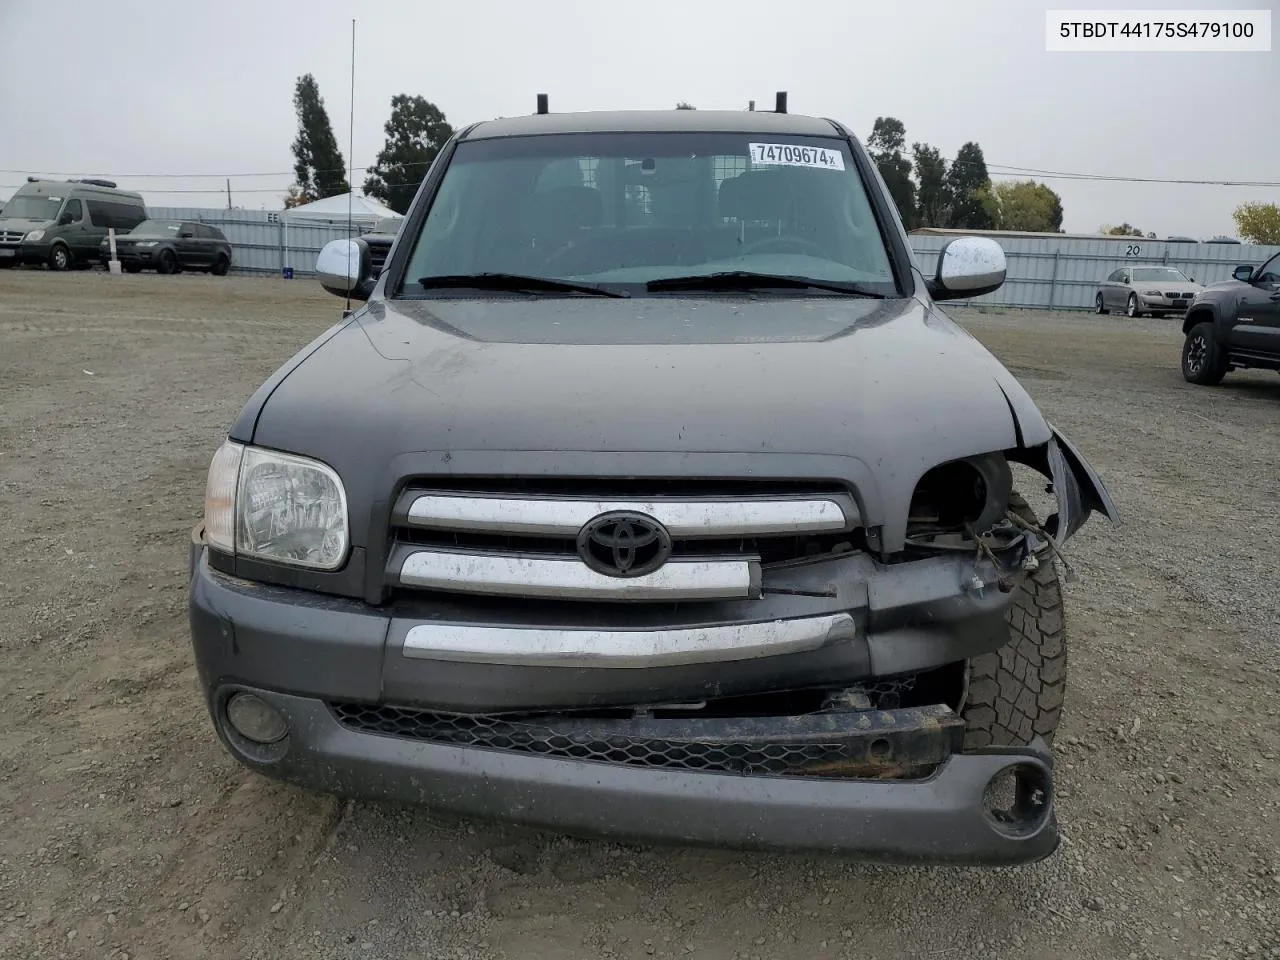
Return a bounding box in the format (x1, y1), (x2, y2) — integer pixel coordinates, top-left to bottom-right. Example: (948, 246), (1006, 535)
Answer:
(147, 207), (365, 276)
(910, 233), (1280, 310)
(142, 208), (1279, 295)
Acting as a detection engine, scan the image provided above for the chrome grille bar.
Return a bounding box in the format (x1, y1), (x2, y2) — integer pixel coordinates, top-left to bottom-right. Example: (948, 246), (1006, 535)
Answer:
(400, 613), (856, 667)
(397, 549), (758, 601)
(403, 494), (853, 537)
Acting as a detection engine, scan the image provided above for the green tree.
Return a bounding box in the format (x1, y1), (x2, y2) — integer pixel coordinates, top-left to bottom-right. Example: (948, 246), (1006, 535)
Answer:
(290, 74), (349, 203)
(945, 142), (995, 230)
(989, 179), (1064, 232)
(1102, 223), (1145, 237)
(675, 101), (696, 110)
(911, 142), (951, 227)
(867, 117), (916, 229)
(363, 95), (454, 214)
(1233, 202), (1280, 244)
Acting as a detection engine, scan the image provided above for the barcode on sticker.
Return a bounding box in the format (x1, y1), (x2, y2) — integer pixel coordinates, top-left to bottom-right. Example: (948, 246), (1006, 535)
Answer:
(749, 143), (845, 171)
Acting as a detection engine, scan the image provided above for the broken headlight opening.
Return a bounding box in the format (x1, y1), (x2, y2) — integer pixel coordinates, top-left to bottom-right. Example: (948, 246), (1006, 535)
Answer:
(904, 452), (1048, 588)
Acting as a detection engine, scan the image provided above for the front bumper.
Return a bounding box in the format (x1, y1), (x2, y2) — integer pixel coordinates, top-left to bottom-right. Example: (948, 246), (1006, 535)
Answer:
(189, 537), (1059, 864)
(208, 684), (1057, 864)
(1138, 295), (1192, 312)
(17, 240), (50, 264)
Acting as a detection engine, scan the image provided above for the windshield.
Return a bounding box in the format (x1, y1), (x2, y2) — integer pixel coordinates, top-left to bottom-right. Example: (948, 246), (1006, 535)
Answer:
(1, 194), (63, 221)
(1132, 267), (1190, 282)
(400, 132), (898, 297)
(129, 220), (182, 236)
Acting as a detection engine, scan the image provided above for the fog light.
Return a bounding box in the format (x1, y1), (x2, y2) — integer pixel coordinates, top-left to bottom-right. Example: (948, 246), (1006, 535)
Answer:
(226, 693), (288, 744)
(983, 763), (1051, 835)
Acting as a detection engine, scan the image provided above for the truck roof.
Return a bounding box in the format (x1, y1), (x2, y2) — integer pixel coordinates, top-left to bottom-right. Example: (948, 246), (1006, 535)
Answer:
(461, 109), (845, 141)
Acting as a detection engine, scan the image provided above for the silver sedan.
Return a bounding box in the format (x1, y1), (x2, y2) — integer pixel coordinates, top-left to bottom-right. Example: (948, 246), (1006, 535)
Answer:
(1095, 265), (1203, 317)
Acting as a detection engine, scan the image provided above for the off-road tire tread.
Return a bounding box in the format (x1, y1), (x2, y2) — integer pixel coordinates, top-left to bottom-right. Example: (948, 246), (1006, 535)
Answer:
(962, 492), (1066, 750)
(1182, 321), (1227, 386)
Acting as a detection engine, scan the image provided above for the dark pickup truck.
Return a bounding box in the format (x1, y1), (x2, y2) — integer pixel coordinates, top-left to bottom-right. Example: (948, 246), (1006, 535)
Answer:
(1181, 251), (1280, 385)
(187, 97), (1118, 866)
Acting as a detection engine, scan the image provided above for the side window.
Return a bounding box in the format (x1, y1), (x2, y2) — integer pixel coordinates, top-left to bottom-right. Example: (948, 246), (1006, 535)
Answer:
(1257, 254), (1280, 285)
(179, 222), (197, 238)
(61, 198), (83, 223)
(1120, 270), (1131, 284)
(1107, 269), (1123, 282)
(86, 200), (107, 226)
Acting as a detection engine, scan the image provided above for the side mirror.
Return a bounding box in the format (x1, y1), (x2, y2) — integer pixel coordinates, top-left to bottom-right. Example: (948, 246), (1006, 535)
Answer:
(315, 238), (373, 300)
(928, 236), (1006, 301)
(1232, 264), (1253, 282)
(57, 212), (74, 226)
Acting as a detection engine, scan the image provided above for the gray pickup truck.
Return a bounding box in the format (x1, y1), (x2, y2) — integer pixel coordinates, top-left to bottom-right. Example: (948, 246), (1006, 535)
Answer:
(1180, 251), (1280, 385)
(188, 98), (1117, 866)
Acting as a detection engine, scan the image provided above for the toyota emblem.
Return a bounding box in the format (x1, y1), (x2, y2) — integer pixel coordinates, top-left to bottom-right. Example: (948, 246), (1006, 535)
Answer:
(576, 511), (672, 578)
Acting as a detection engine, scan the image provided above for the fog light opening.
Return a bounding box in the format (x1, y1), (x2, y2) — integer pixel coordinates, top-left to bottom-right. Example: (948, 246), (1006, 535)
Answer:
(983, 763), (1051, 835)
(226, 693), (289, 744)
(868, 737), (893, 762)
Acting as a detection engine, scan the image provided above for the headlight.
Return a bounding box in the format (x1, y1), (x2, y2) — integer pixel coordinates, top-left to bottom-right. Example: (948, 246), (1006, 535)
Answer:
(1142, 289), (1162, 296)
(24, 230), (44, 242)
(135, 240), (158, 248)
(202, 440), (349, 570)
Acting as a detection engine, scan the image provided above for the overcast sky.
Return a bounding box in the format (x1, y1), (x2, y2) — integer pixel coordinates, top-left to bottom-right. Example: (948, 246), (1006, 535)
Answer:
(0, 0), (1275, 238)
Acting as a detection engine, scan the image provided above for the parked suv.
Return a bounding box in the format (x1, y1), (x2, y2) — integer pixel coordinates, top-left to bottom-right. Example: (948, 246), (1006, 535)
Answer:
(0, 177), (146, 270)
(1180, 251), (1280, 385)
(100, 219), (233, 275)
(188, 100), (1118, 865)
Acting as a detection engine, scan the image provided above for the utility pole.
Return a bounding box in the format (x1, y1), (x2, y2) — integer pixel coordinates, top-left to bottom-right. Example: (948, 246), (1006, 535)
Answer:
(226, 178), (232, 210)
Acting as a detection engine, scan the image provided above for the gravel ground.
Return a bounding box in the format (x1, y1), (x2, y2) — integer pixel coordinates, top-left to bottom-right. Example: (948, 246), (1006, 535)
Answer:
(1, 270), (1277, 960)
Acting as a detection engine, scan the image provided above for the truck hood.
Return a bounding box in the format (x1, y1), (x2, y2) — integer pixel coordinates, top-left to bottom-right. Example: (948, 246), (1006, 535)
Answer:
(250, 295), (1053, 538)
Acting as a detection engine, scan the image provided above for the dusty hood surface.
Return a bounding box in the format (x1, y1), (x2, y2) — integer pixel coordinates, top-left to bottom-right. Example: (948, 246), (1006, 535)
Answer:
(250, 295), (1052, 538)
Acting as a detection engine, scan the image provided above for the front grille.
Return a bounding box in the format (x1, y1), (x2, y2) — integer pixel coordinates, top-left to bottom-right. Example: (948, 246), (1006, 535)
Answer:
(385, 478), (863, 602)
(329, 696), (959, 779)
(0, 231), (24, 244)
(367, 237), (392, 274)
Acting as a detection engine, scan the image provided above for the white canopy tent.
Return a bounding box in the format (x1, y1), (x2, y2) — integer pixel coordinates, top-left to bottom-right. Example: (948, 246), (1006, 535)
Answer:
(283, 191), (402, 229)
(280, 191), (403, 275)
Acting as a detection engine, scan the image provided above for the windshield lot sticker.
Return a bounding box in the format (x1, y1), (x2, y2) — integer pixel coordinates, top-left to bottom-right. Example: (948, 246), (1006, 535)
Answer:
(748, 143), (845, 171)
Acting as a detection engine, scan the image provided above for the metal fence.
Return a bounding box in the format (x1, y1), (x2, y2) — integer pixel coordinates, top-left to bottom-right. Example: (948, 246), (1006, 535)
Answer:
(149, 206), (1279, 301)
(909, 231), (1280, 311)
(148, 207), (368, 276)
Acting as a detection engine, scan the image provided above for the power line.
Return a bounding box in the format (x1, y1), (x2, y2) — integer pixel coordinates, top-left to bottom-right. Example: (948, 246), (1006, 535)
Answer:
(4, 159), (1279, 189)
(0, 181), (426, 195)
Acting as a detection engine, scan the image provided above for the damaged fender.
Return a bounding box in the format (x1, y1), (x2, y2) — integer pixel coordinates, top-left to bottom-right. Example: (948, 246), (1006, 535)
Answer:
(1036, 426), (1120, 542)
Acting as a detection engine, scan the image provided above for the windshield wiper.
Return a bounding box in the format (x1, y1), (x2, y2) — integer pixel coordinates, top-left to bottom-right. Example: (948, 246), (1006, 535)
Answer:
(647, 271), (885, 297)
(418, 273), (629, 298)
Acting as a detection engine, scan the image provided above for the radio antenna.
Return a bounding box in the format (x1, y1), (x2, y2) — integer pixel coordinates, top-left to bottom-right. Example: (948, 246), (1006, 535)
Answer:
(345, 17), (356, 316)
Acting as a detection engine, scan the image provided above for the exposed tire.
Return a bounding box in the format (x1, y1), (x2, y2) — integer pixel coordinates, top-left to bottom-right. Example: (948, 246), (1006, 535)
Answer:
(211, 254), (230, 277)
(1094, 293), (1109, 315)
(1181, 321), (1227, 386)
(961, 493), (1065, 749)
(48, 244), (71, 271)
(1126, 293), (1142, 318)
(156, 249), (177, 275)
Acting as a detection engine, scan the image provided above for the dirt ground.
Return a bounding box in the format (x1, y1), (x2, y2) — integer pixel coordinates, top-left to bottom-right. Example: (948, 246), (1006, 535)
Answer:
(1, 270), (1277, 960)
